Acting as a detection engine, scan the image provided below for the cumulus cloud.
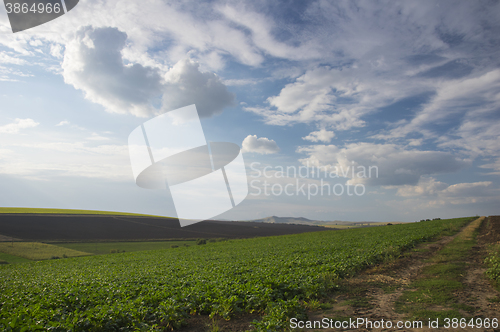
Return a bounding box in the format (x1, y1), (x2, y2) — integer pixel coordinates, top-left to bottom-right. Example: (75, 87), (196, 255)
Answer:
(297, 142), (470, 186)
(50, 44), (63, 59)
(0, 118), (39, 134)
(242, 135), (279, 154)
(441, 181), (493, 197)
(162, 58), (234, 118)
(62, 26), (163, 117)
(62, 26), (234, 118)
(302, 129), (335, 143)
(394, 177), (448, 197)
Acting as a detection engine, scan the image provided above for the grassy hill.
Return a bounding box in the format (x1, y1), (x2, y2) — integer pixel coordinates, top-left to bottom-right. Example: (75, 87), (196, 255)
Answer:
(0, 207), (173, 218)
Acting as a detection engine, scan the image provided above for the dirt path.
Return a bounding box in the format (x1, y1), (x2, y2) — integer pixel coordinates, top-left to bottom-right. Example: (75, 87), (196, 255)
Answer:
(460, 216), (500, 325)
(305, 216), (500, 332)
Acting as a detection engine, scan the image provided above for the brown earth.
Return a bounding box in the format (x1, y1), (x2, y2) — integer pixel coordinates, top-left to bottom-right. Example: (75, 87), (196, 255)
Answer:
(0, 214), (328, 242)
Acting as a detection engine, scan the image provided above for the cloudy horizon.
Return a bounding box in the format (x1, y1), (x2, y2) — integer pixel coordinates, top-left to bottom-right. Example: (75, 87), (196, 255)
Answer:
(0, 0), (499, 222)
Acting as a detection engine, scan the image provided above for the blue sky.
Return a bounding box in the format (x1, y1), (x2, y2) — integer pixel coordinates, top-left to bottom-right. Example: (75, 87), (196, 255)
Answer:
(0, 0), (499, 222)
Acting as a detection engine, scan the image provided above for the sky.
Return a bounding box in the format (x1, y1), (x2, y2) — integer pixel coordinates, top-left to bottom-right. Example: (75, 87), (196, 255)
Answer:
(0, 0), (499, 222)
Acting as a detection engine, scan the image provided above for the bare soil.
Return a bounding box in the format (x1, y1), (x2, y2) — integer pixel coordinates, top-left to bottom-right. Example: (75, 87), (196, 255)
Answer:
(0, 214), (328, 242)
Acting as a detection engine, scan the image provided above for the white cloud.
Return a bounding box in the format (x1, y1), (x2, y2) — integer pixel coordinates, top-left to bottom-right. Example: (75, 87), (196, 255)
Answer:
(61, 26), (233, 118)
(377, 69), (500, 141)
(56, 120), (70, 126)
(297, 142), (470, 186)
(217, 5), (321, 61)
(246, 64), (427, 130)
(394, 177), (450, 197)
(0, 53), (26, 65)
(62, 26), (163, 117)
(302, 129), (335, 143)
(390, 177), (497, 206)
(224, 78), (259, 86)
(480, 158), (500, 175)
(162, 58), (234, 118)
(0, 141), (132, 181)
(441, 181), (493, 197)
(0, 118), (39, 134)
(242, 135), (279, 154)
(50, 44), (63, 58)
(86, 133), (110, 141)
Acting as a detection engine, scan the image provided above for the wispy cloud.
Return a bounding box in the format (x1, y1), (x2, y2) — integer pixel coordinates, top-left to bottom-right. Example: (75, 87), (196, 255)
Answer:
(55, 120), (70, 126)
(0, 118), (39, 134)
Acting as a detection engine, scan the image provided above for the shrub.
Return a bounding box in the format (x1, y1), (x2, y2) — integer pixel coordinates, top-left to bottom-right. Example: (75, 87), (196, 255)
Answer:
(196, 239), (207, 245)
(171, 245), (179, 248)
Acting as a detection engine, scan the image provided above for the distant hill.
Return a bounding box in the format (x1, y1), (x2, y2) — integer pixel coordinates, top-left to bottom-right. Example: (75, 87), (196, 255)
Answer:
(249, 216), (323, 225)
(245, 216), (393, 227)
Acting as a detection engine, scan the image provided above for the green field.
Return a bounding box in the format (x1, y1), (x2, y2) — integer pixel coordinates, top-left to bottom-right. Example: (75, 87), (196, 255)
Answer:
(0, 242), (92, 260)
(0, 217), (474, 331)
(0, 207), (174, 218)
(0, 252), (31, 264)
(56, 240), (196, 255)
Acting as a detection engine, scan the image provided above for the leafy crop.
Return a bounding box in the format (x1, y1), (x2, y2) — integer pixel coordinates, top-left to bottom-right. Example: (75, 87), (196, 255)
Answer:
(485, 244), (500, 284)
(0, 217), (472, 331)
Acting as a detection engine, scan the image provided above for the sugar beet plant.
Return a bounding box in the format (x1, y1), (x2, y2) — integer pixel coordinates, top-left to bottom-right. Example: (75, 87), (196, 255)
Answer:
(0, 217), (473, 331)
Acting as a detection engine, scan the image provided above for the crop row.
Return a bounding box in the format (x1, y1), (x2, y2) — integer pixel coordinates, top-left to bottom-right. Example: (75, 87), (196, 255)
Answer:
(0, 217), (473, 331)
